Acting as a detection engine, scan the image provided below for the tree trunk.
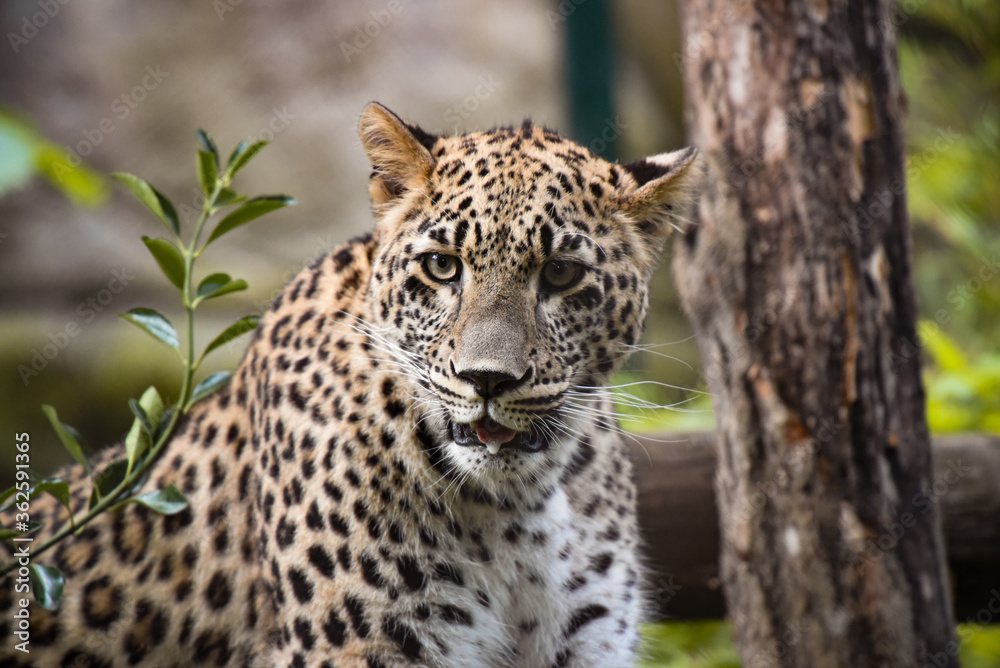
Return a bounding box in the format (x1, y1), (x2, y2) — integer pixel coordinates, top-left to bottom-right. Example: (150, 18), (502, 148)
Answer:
(673, 1), (958, 666)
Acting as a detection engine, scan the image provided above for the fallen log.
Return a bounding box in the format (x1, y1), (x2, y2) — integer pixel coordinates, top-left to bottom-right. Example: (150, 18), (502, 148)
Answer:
(631, 432), (1000, 622)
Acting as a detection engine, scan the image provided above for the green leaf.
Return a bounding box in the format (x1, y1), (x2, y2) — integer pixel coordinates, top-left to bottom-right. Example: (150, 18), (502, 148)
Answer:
(128, 398), (154, 436)
(200, 279), (248, 302)
(41, 406), (88, 472)
(226, 140), (268, 178)
(195, 272), (232, 299)
(137, 386), (165, 427)
(195, 129), (220, 170)
(213, 187), (247, 210)
(88, 459), (130, 509)
(125, 416), (150, 469)
(185, 371), (232, 410)
(141, 236), (186, 291)
(202, 315), (260, 359)
(111, 172), (180, 237)
(29, 564), (65, 610)
(120, 308), (180, 351)
(0, 486), (17, 512)
(34, 480), (72, 518)
(206, 195), (295, 245)
(193, 273), (248, 306)
(196, 150), (218, 197)
(226, 140), (249, 167)
(115, 485), (188, 515)
(0, 522), (41, 541)
(125, 387), (164, 470)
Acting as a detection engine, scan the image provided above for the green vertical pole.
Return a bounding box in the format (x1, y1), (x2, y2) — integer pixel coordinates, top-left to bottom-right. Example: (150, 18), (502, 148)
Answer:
(565, 0), (617, 160)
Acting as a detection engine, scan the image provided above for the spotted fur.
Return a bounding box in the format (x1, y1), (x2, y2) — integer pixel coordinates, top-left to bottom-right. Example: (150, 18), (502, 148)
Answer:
(0, 103), (697, 667)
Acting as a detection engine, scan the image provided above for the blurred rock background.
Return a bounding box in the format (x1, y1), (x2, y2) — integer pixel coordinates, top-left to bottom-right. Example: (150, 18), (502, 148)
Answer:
(1, 1), (999, 664)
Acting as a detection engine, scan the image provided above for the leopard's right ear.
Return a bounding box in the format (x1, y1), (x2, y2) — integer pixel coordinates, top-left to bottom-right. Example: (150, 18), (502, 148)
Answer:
(359, 102), (438, 208)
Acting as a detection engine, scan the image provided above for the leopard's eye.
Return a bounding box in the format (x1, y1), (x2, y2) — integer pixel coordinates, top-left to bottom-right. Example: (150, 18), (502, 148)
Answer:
(540, 259), (585, 292)
(422, 253), (462, 283)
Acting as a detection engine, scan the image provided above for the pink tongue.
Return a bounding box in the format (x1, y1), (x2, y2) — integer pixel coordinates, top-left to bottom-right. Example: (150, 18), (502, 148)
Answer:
(473, 418), (518, 445)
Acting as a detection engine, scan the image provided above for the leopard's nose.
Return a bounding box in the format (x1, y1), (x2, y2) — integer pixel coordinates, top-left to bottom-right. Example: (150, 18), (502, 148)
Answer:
(453, 363), (534, 399)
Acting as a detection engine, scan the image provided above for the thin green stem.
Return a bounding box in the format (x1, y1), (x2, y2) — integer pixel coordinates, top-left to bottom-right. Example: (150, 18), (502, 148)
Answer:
(184, 180), (223, 377)
(0, 180), (225, 578)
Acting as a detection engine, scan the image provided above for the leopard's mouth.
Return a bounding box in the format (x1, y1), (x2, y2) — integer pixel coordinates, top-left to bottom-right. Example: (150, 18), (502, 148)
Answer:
(450, 418), (548, 454)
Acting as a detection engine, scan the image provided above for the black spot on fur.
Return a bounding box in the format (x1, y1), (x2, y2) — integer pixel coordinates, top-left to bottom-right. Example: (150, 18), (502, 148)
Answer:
(81, 576), (123, 629)
(382, 616), (423, 659)
(344, 595), (371, 638)
(437, 604), (473, 626)
(396, 555), (426, 591)
(276, 516), (297, 549)
(453, 220), (469, 250)
(433, 561), (464, 586)
(337, 545), (353, 571)
(417, 423), (456, 481)
(540, 223), (554, 257)
(402, 276), (431, 300)
(322, 609), (348, 646)
(308, 545), (336, 579)
(328, 512), (350, 537)
(306, 501), (325, 530)
(359, 553), (386, 588)
(294, 617), (316, 651)
(560, 437), (595, 483)
(564, 604), (609, 638)
(385, 399), (406, 418)
(543, 201), (564, 227)
(590, 552), (614, 575)
(333, 247), (354, 271)
(288, 567), (314, 603)
(566, 285), (602, 310)
(204, 571), (233, 610)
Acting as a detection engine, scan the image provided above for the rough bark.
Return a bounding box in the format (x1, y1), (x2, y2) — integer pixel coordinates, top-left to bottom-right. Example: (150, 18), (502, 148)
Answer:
(627, 432), (1000, 623)
(673, 1), (958, 665)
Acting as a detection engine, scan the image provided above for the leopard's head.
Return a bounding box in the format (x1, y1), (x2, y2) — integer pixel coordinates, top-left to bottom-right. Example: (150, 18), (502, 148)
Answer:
(359, 102), (698, 491)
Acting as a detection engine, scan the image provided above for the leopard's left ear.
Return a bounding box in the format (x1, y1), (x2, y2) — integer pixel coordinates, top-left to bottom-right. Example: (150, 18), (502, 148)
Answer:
(618, 146), (700, 237)
(359, 102), (439, 208)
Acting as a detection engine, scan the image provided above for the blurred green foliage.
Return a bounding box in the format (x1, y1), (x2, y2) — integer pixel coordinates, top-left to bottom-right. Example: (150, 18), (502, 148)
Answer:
(923, 324), (1000, 434)
(639, 622), (740, 668)
(903, 1), (1000, 355)
(0, 110), (108, 207)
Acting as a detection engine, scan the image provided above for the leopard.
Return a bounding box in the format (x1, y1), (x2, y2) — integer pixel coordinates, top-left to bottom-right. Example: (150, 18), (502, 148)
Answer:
(0, 102), (697, 667)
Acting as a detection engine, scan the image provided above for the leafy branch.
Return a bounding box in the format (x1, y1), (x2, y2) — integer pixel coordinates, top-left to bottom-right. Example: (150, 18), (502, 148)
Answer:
(0, 131), (294, 608)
